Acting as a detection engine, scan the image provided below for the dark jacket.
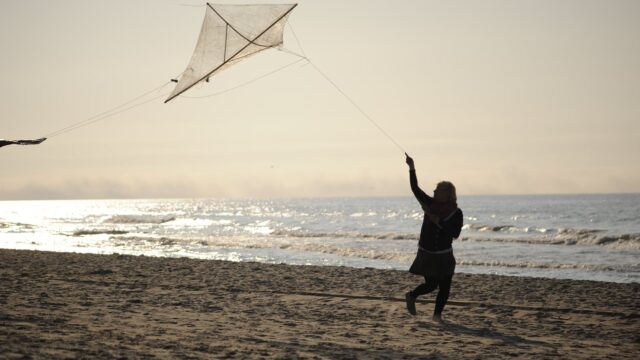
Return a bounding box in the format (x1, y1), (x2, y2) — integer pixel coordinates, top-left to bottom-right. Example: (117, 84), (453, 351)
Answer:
(410, 169), (463, 251)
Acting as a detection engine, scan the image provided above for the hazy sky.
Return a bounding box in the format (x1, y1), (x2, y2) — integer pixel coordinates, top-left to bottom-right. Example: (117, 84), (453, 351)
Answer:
(1, 0), (639, 200)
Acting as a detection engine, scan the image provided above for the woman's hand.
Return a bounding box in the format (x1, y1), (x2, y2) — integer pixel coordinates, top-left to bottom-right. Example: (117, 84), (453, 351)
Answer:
(405, 153), (415, 170)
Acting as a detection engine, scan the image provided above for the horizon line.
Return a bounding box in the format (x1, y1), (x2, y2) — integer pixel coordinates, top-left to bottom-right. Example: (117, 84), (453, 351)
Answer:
(1, 192), (639, 202)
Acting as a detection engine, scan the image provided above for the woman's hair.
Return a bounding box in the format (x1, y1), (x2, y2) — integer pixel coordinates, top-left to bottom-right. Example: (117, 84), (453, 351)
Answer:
(437, 181), (457, 207)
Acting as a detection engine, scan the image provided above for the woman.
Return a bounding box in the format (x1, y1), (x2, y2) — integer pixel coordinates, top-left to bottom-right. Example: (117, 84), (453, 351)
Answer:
(404, 153), (463, 323)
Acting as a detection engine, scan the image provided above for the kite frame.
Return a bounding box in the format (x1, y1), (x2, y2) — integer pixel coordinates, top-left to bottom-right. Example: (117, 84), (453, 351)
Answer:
(165, 3), (298, 103)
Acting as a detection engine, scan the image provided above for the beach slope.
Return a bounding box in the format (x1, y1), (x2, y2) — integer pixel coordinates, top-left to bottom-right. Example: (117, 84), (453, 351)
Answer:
(1, 249), (638, 358)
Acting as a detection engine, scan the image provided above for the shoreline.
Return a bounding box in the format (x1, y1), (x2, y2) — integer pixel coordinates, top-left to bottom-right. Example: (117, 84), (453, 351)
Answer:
(1, 249), (638, 358)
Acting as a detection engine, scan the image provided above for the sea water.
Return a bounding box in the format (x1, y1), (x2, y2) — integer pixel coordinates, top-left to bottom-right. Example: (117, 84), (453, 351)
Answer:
(1, 194), (638, 283)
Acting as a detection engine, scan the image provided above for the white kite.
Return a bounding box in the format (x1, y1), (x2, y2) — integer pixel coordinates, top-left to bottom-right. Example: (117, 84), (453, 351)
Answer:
(165, 3), (298, 103)
(41, 2), (403, 153)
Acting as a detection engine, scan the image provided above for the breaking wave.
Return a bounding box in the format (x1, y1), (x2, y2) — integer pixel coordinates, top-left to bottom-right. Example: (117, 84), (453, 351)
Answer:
(102, 234), (639, 274)
(464, 224), (519, 232)
(270, 228), (640, 250)
(271, 229), (418, 241)
(108, 234), (415, 261)
(456, 259), (640, 273)
(461, 226), (640, 250)
(102, 215), (176, 224)
(72, 229), (129, 236)
(110, 235), (179, 246)
(459, 235), (640, 250)
(463, 223), (606, 235)
(0, 221), (35, 230)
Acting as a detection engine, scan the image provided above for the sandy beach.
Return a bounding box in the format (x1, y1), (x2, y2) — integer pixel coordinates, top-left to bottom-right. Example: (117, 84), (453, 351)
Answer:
(0, 249), (638, 359)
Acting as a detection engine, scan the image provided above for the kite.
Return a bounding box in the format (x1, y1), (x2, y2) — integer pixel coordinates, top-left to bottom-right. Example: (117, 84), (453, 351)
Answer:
(162, 2), (404, 152)
(0, 138), (46, 148)
(34, 3), (302, 140)
(38, 2), (404, 154)
(165, 3), (298, 103)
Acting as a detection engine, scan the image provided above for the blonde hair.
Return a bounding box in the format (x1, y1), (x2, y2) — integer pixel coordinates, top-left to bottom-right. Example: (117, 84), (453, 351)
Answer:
(437, 181), (457, 206)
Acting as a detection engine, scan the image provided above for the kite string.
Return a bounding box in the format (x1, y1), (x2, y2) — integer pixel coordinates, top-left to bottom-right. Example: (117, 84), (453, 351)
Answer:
(181, 56), (307, 99)
(43, 80), (173, 138)
(40, 54), (304, 138)
(284, 23), (406, 155)
(46, 90), (172, 138)
(286, 21), (307, 58)
(307, 61), (406, 154)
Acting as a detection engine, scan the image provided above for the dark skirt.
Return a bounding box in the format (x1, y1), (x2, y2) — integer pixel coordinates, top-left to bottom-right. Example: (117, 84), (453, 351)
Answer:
(409, 250), (456, 277)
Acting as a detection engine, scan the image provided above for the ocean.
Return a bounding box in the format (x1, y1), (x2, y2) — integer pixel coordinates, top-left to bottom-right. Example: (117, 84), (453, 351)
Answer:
(1, 194), (638, 283)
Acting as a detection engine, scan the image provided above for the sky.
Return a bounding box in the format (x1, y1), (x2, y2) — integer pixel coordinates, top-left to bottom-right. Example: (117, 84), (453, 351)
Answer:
(1, 0), (639, 200)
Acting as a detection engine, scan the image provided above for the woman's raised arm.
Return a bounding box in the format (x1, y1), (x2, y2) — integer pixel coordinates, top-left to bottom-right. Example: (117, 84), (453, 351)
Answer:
(406, 153), (431, 207)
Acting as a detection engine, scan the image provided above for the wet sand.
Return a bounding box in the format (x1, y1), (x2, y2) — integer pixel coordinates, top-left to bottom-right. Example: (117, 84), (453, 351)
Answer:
(1, 249), (638, 359)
